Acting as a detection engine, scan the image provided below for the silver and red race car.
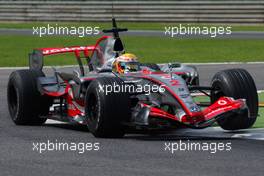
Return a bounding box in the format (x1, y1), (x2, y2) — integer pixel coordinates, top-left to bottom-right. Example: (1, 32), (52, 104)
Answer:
(7, 19), (259, 138)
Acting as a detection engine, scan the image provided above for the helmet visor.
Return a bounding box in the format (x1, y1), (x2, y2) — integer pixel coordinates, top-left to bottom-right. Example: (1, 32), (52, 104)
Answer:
(120, 61), (140, 72)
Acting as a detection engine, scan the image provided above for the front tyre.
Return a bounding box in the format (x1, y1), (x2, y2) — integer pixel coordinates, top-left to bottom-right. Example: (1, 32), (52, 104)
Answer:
(211, 69), (258, 130)
(85, 77), (131, 138)
(7, 69), (51, 125)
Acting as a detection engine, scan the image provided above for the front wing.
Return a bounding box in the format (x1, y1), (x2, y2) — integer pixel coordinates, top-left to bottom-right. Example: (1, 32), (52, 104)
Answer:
(146, 97), (247, 128)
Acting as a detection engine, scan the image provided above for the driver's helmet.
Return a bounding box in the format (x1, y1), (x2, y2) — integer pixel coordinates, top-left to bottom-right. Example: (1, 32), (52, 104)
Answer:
(112, 53), (140, 74)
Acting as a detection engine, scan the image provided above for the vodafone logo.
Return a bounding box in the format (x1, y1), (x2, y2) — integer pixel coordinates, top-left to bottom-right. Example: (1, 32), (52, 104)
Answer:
(42, 46), (95, 55)
(218, 99), (227, 105)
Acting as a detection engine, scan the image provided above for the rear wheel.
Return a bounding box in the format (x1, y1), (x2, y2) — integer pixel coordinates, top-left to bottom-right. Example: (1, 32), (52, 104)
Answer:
(7, 69), (52, 125)
(85, 77), (131, 138)
(211, 69), (258, 130)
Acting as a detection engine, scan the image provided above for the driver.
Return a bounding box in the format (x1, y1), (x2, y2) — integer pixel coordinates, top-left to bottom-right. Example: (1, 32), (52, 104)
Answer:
(112, 53), (140, 74)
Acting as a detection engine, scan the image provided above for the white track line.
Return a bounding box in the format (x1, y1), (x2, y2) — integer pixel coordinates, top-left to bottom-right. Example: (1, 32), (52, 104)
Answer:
(173, 127), (264, 141)
(215, 127), (264, 141)
(184, 62), (264, 65)
(45, 119), (67, 124)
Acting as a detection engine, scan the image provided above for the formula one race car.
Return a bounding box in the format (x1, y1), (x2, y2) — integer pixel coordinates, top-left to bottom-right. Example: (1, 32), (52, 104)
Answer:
(7, 19), (259, 138)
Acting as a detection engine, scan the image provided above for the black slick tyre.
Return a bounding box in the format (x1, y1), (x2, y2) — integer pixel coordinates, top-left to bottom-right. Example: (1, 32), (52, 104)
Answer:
(85, 77), (131, 138)
(211, 69), (258, 130)
(7, 69), (51, 125)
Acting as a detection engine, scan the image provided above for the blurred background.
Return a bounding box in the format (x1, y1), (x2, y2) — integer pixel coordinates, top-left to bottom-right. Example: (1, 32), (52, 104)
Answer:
(0, 0), (264, 23)
(0, 0), (264, 67)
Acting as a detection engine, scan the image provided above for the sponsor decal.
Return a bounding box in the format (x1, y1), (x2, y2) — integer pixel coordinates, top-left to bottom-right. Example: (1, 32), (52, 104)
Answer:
(218, 99), (227, 105)
(42, 46), (95, 55)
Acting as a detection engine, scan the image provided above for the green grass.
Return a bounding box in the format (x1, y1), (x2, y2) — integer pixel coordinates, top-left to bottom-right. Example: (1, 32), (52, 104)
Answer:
(255, 93), (264, 128)
(0, 22), (264, 31)
(1, 35), (264, 67)
(193, 93), (264, 128)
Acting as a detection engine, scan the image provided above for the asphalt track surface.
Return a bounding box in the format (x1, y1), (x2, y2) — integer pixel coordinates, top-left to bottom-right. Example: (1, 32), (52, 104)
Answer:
(1, 28), (264, 39)
(196, 63), (264, 90)
(1, 64), (264, 176)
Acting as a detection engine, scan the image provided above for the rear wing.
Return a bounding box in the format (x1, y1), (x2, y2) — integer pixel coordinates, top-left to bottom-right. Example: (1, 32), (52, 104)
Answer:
(40, 46), (95, 56)
(29, 45), (95, 71)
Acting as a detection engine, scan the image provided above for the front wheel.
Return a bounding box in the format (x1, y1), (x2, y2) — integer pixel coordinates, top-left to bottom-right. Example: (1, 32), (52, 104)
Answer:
(211, 68), (258, 130)
(85, 77), (131, 138)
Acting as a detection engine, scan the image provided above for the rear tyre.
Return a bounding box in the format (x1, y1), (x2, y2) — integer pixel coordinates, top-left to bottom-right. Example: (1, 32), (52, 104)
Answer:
(7, 69), (52, 125)
(85, 77), (131, 138)
(210, 69), (258, 130)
